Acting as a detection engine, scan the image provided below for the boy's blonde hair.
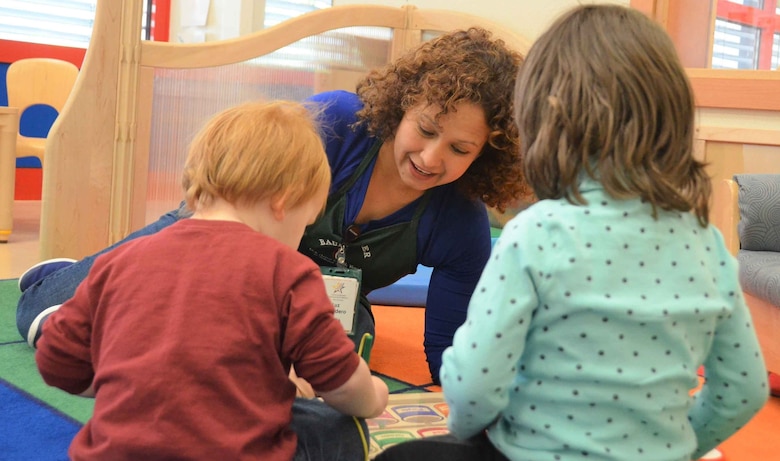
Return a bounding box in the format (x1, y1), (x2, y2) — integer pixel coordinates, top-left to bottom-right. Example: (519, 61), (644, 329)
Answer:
(182, 100), (330, 213)
(515, 4), (711, 225)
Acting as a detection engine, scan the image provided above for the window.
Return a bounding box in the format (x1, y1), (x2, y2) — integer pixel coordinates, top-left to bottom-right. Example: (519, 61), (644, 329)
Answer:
(0, 0), (165, 48)
(264, 0), (332, 28)
(712, 19), (760, 69)
(774, 32), (780, 68)
(142, 0), (155, 40)
(1, 1), (328, 48)
(0, 0), (97, 49)
(713, 0), (780, 70)
(256, 0), (391, 73)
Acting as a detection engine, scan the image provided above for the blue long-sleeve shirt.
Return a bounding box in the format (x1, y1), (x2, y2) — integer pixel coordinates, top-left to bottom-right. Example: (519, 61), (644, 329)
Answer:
(441, 178), (768, 460)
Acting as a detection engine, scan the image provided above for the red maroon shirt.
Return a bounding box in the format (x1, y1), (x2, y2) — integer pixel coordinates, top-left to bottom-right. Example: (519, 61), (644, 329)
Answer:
(36, 219), (359, 461)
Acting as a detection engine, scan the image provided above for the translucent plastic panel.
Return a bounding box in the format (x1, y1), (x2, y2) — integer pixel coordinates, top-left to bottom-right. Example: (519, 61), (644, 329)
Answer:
(421, 30), (442, 42)
(145, 27), (392, 223)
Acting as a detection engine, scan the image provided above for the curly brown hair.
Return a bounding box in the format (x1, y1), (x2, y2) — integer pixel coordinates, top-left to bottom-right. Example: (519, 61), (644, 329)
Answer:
(515, 5), (711, 225)
(354, 27), (527, 212)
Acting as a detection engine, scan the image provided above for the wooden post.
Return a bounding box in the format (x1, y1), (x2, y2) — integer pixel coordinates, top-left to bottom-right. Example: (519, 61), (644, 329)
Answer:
(631, 0), (716, 68)
(40, 0), (143, 259)
(0, 107), (19, 243)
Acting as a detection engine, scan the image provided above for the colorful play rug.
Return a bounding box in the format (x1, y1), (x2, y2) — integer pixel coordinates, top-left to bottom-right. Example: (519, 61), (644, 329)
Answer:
(368, 392), (448, 457)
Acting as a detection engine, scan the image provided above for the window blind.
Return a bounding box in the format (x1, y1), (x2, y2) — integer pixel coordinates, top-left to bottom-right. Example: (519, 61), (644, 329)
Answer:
(264, 0), (331, 28)
(0, 1), (327, 49)
(712, 19), (760, 69)
(0, 0), (97, 48)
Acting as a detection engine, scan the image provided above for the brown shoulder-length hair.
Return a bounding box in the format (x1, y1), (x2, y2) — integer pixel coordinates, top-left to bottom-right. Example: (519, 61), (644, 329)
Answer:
(355, 27), (527, 212)
(514, 5), (711, 225)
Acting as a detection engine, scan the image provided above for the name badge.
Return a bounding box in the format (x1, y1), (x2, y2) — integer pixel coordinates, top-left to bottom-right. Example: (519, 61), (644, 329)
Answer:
(321, 266), (362, 335)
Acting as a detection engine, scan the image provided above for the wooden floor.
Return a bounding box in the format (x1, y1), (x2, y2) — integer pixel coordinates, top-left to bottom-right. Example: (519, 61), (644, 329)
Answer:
(0, 200), (42, 280)
(0, 199), (778, 460)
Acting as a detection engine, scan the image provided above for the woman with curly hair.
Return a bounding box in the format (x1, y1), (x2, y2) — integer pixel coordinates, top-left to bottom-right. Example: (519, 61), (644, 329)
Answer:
(301, 27), (525, 381)
(17, 27), (525, 385)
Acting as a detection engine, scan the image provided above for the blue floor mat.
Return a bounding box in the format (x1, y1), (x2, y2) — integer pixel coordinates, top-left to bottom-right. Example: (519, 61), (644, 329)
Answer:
(0, 379), (80, 461)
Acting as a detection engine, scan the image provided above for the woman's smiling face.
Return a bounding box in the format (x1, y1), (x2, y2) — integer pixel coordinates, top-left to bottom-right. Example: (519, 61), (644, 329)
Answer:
(391, 101), (489, 192)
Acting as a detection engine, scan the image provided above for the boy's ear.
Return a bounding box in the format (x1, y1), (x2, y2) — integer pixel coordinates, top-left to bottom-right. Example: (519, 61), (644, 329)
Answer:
(269, 193), (287, 221)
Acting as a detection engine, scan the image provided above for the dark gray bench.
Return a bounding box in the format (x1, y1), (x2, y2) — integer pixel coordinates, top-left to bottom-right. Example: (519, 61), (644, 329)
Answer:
(734, 174), (780, 372)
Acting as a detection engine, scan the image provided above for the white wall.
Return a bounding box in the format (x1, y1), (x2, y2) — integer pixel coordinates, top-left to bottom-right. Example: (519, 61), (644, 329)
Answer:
(333, 0), (629, 41)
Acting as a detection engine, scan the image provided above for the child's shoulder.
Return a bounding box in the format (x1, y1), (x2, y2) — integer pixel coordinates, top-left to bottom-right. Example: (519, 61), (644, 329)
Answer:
(497, 199), (561, 243)
(507, 197), (571, 224)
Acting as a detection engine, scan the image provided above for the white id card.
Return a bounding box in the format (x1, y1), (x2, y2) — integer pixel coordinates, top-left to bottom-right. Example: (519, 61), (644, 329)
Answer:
(320, 267), (362, 335)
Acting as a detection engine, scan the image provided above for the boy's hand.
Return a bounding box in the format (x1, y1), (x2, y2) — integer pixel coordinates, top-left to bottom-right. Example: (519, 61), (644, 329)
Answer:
(289, 366), (316, 399)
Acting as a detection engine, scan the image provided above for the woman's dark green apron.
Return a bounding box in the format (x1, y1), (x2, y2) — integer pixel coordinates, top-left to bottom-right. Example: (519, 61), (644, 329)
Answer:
(298, 140), (430, 352)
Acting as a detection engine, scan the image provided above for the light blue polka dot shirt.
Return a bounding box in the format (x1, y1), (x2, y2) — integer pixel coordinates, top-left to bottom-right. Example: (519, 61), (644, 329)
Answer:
(440, 179), (769, 461)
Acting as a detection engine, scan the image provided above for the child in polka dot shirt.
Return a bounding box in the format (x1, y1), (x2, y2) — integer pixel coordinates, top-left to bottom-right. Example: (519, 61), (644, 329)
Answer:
(375, 5), (769, 461)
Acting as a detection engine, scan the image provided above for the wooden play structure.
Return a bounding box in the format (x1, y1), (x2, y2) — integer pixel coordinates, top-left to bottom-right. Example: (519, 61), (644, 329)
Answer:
(34, 0), (780, 261)
(0, 107), (18, 243)
(36, 0), (533, 259)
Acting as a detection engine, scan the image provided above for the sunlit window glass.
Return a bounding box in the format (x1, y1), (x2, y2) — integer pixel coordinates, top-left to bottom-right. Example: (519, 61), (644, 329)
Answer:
(712, 0), (780, 70)
(0, 0), (162, 47)
(772, 32), (780, 68)
(0, 0), (97, 48)
(0, 1), (335, 49)
(142, 1), (155, 40)
(265, 0), (332, 28)
(727, 0), (764, 7)
(258, 0), (392, 72)
(712, 19), (760, 69)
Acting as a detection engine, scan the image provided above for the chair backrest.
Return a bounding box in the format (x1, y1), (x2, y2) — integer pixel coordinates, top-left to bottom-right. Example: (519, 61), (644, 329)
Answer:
(6, 58), (79, 115)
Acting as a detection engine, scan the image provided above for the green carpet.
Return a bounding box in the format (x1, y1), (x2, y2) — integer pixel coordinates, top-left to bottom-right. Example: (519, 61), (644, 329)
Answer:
(1, 277), (434, 461)
(0, 279), (94, 423)
(0, 278), (422, 427)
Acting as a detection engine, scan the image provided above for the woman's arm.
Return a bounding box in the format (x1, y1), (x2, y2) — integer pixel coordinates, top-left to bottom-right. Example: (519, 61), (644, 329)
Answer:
(420, 194), (492, 381)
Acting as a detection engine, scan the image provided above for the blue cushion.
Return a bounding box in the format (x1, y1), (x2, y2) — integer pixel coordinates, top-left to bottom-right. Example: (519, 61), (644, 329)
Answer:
(367, 265), (432, 307)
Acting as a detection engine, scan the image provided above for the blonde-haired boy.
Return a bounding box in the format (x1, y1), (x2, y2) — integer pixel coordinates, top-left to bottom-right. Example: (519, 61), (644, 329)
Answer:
(36, 100), (388, 461)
